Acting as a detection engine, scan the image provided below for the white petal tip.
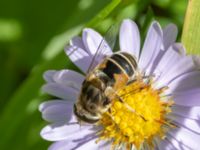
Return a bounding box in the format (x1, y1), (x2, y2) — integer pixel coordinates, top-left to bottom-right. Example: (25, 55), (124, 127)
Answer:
(38, 103), (44, 112)
(40, 126), (53, 141)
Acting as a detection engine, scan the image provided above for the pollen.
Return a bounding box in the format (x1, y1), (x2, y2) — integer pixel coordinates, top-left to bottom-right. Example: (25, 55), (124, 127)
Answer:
(97, 79), (173, 149)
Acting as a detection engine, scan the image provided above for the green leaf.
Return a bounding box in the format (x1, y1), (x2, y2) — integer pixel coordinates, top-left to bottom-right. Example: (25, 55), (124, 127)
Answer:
(182, 0), (200, 55)
(86, 0), (121, 27)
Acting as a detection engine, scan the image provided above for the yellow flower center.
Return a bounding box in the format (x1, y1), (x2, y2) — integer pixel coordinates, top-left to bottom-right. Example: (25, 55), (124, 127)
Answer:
(97, 79), (173, 149)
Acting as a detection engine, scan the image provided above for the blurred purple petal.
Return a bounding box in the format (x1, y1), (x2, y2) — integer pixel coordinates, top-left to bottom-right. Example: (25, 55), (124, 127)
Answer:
(166, 71), (200, 94)
(39, 100), (74, 123)
(49, 140), (77, 150)
(43, 70), (57, 83)
(172, 88), (200, 106)
(139, 21), (163, 72)
(42, 83), (78, 100)
(156, 139), (176, 150)
(120, 19), (140, 60)
(41, 122), (94, 141)
(192, 55), (200, 70)
(164, 135), (191, 150)
(153, 43), (185, 82)
(53, 70), (84, 91)
(172, 105), (200, 120)
(43, 69), (84, 91)
(168, 114), (200, 134)
(155, 56), (195, 89)
(48, 139), (85, 150)
(64, 45), (92, 73)
(168, 128), (200, 150)
(48, 137), (110, 150)
(70, 36), (86, 50)
(82, 28), (112, 57)
(163, 24), (178, 49)
(76, 138), (110, 150)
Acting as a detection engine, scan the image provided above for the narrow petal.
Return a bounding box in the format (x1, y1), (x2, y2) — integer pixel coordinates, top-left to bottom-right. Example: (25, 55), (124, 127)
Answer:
(163, 24), (178, 49)
(41, 122), (94, 141)
(43, 70), (57, 83)
(139, 21), (163, 72)
(76, 138), (111, 150)
(168, 128), (200, 150)
(39, 100), (74, 123)
(82, 28), (112, 57)
(156, 139), (176, 150)
(165, 134), (192, 150)
(64, 45), (92, 73)
(42, 83), (78, 100)
(120, 19), (140, 60)
(53, 70), (84, 91)
(172, 105), (200, 120)
(168, 114), (200, 134)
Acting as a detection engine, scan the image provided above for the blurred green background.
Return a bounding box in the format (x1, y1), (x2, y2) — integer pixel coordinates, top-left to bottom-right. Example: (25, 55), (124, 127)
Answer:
(0, 0), (188, 149)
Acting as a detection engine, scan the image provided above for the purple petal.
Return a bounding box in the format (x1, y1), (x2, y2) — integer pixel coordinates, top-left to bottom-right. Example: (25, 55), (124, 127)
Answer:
(82, 28), (112, 57)
(155, 55), (195, 89)
(192, 55), (200, 70)
(53, 70), (84, 91)
(76, 138), (110, 150)
(172, 88), (200, 106)
(168, 114), (200, 134)
(156, 139), (176, 150)
(120, 19), (140, 60)
(42, 83), (78, 100)
(43, 70), (57, 83)
(49, 140), (77, 150)
(152, 44), (184, 84)
(43, 69), (84, 91)
(139, 21), (163, 72)
(70, 36), (86, 50)
(172, 105), (200, 120)
(153, 43), (185, 82)
(168, 128), (200, 149)
(48, 137), (110, 150)
(166, 71), (200, 94)
(163, 24), (178, 49)
(165, 134), (192, 150)
(39, 100), (74, 123)
(64, 45), (92, 73)
(41, 122), (94, 141)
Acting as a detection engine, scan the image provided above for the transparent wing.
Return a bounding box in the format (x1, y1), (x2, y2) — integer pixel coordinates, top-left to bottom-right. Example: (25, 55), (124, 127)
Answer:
(86, 24), (119, 73)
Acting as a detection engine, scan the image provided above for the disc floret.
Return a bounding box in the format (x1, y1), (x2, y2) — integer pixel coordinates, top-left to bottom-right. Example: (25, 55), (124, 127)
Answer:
(98, 80), (173, 149)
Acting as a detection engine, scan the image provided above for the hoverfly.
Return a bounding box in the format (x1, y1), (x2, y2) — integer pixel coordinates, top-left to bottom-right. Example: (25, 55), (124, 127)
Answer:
(73, 24), (139, 123)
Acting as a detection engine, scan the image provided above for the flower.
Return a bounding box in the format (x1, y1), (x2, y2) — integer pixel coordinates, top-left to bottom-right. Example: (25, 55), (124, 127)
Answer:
(39, 19), (200, 150)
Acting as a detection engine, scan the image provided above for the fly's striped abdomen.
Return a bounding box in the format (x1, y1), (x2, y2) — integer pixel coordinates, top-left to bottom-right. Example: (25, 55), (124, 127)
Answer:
(101, 52), (137, 81)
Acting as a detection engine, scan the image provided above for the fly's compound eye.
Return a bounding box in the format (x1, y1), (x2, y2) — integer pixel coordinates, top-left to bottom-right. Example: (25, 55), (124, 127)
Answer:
(89, 104), (96, 111)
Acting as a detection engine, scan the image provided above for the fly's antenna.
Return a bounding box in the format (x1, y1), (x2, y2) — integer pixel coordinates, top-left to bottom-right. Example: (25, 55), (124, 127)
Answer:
(86, 24), (119, 73)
